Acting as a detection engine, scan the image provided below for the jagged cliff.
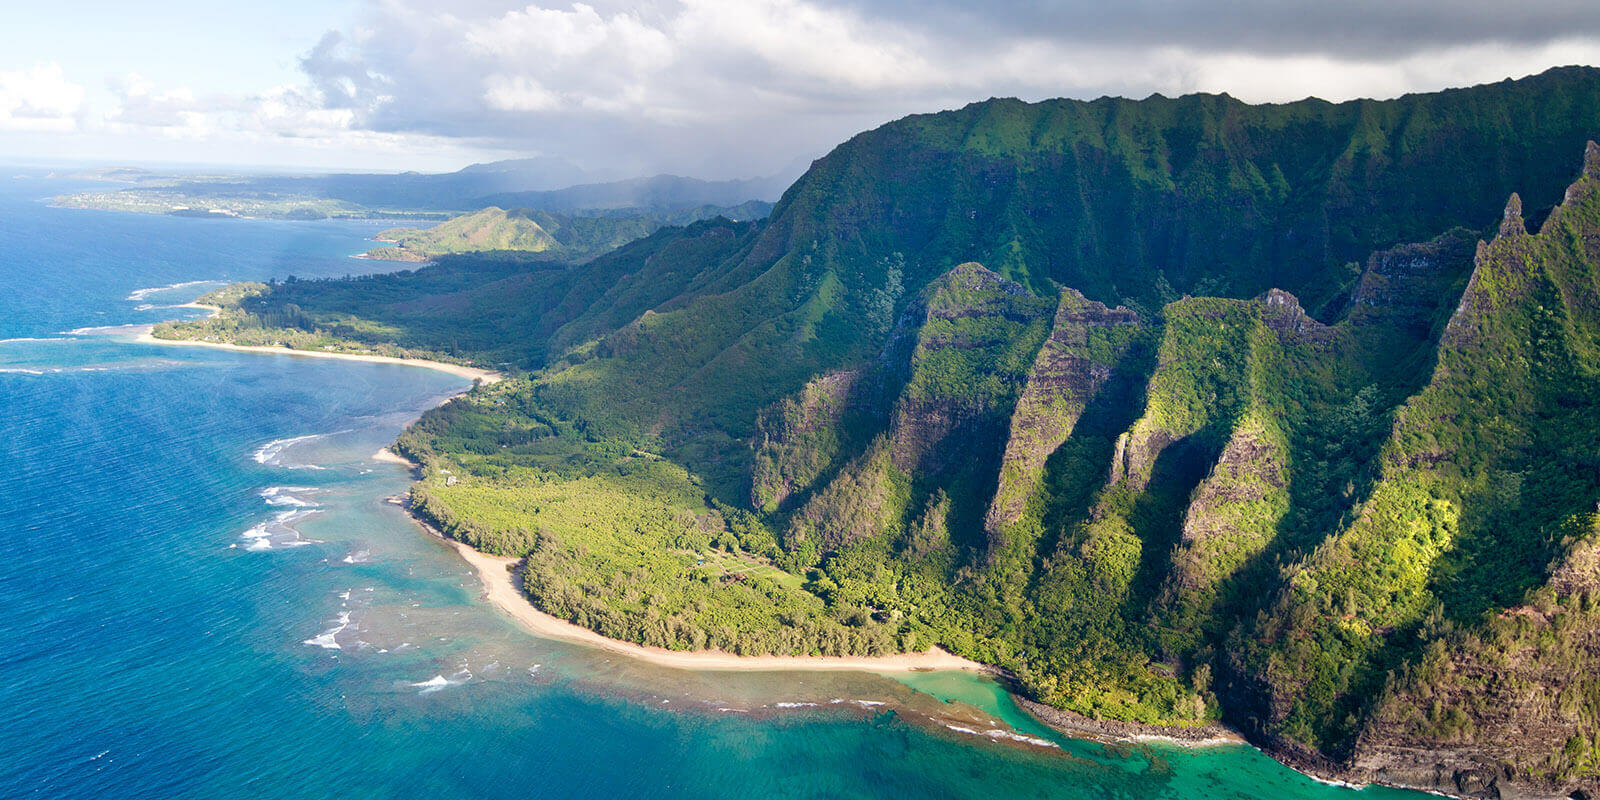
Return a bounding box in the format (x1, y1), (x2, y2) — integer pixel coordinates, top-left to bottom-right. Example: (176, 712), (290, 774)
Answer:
(741, 144), (1600, 797)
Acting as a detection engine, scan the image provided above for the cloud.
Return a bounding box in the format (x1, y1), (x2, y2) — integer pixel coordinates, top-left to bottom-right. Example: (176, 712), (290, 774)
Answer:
(0, 62), (85, 132)
(8, 1), (1599, 174)
(831, 0), (1600, 60)
(280, 0), (1600, 177)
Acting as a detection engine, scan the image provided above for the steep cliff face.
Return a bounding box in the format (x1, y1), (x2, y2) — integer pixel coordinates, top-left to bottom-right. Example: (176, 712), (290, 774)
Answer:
(1228, 145), (1600, 794)
(785, 263), (1053, 551)
(1151, 408), (1291, 643)
(983, 290), (1139, 546)
(1351, 528), (1600, 799)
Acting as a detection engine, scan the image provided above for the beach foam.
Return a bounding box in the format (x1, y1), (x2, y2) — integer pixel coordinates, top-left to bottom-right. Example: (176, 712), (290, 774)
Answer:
(63, 324), (152, 336)
(126, 280), (223, 302)
(260, 486), (322, 507)
(941, 724), (1058, 749)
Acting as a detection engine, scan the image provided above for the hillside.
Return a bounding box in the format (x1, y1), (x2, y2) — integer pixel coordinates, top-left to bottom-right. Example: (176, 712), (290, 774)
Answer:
(157, 69), (1600, 798)
(364, 204), (773, 263)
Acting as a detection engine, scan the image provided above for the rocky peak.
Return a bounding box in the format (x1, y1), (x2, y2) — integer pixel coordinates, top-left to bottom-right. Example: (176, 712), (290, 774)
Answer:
(1498, 192), (1525, 238)
(1255, 288), (1329, 341)
(1587, 140), (1600, 179)
(922, 262), (1026, 304)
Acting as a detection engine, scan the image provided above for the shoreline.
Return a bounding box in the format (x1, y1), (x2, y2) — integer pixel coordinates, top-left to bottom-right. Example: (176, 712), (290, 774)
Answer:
(135, 329), (502, 384)
(146, 317), (1441, 794)
(410, 510), (996, 675)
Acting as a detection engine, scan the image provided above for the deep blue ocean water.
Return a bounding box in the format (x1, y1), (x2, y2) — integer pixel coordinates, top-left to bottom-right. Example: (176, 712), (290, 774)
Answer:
(0, 174), (1425, 799)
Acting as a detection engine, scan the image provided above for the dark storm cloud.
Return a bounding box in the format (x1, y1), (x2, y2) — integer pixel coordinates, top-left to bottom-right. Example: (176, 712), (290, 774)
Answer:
(836, 0), (1600, 58)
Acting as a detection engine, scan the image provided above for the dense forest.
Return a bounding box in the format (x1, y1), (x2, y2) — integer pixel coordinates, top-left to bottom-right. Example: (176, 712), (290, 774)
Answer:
(158, 68), (1600, 798)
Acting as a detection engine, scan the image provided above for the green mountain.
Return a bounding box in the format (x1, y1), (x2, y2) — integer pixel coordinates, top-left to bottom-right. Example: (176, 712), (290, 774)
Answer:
(158, 68), (1600, 798)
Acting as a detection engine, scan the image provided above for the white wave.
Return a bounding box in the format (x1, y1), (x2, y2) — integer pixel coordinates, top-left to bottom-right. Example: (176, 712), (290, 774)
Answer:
(0, 363), (179, 376)
(410, 668), (472, 695)
(252, 434), (323, 465)
(238, 508), (321, 551)
(852, 700), (887, 708)
(303, 611), (351, 650)
(63, 324), (150, 336)
(126, 280), (220, 302)
(774, 702), (818, 709)
(341, 549), (371, 565)
(411, 675), (451, 692)
(0, 336), (77, 344)
(941, 724), (1058, 749)
(251, 431), (348, 469)
(259, 486), (322, 507)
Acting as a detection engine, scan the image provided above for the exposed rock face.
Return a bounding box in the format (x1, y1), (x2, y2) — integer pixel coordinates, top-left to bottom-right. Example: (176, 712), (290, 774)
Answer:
(1257, 289), (1332, 344)
(983, 289), (1138, 539)
(887, 263), (1049, 479)
(787, 262), (1053, 551)
(1500, 192), (1527, 238)
(1351, 533), (1600, 800)
(1103, 293), (1290, 497)
(1154, 411), (1289, 618)
(1341, 229), (1479, 342)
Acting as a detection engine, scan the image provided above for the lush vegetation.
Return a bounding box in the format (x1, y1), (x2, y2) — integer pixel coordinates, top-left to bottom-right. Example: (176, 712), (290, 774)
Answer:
(160, 69), (1600, 796)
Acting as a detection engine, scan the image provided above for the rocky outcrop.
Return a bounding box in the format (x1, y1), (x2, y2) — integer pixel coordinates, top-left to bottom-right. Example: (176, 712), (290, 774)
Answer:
(983, 289), (1138, 540)
(1257, 289), (1332, 344)
(1153, 410), (1289, 624)
(789, 263), (1053, 552)
(1340, 229), (1479, 343)
(1350, 532), (1600, 800)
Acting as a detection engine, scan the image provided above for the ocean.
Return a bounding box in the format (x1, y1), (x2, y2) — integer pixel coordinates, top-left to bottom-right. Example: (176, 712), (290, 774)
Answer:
(0, 173), (1423, 799)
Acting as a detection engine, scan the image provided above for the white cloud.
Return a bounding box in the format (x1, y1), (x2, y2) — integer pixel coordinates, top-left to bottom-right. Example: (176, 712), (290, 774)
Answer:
(7, 1), (1600, 174)
(0, 62), (85, 132)
(484, 75), (563, 111)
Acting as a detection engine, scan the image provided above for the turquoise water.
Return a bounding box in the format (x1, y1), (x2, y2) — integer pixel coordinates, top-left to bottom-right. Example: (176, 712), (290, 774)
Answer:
(0, 174), (1425, 798)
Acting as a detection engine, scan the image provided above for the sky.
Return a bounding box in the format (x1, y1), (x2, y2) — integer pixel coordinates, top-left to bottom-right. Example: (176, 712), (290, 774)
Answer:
(5, 0), (1600, 179)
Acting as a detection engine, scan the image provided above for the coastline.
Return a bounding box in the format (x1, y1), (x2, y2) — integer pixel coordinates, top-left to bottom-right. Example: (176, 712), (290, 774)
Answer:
(409, 509), (996, 675)
(135, 329), (502, 384)
(142, 318), (1450, 796)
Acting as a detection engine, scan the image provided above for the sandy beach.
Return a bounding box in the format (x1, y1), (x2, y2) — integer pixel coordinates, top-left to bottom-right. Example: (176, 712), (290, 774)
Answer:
(431, 525), (996, 675)
(135, 329), (502, 384)
(372, 448), (415, 466)
(140, 316), (986, 675)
